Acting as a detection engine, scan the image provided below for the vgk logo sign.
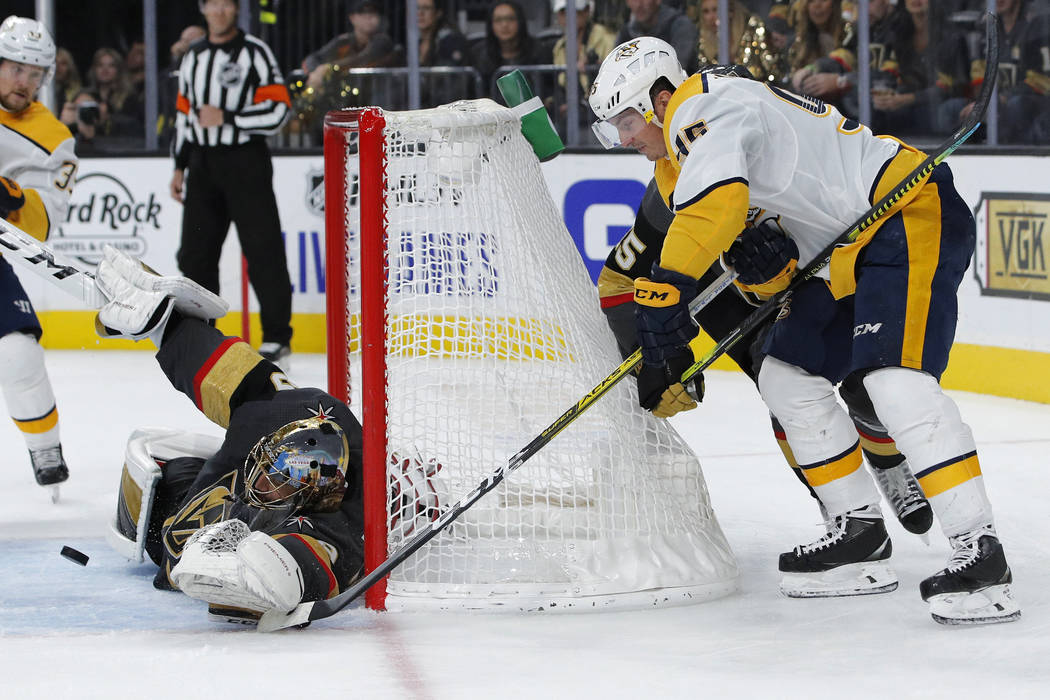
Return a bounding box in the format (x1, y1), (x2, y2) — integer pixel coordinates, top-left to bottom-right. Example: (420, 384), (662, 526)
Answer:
(974, 193), (1050, 301)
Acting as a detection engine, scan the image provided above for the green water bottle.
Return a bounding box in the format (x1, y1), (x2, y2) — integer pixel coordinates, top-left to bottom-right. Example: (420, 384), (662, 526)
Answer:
(497, 70), (565, 162)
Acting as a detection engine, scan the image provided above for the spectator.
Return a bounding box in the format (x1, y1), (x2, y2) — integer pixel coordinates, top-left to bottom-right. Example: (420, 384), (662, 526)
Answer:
(593, 0), (630, 31)
(552, 0), (616, 91)
(940, 0), (1050, 143)
(302, 0), (398, 90)
(616, 0), (699, 73)
(58, 88), (120, 155)
(418, 0), (468, 67)
(158, 25), (206, 148)
(87, 47), (144, 138)
(690, 0), (781, 82)
(787, 0), (856, 108)
(869, 0), (968, 136)
(51, 47), (81, 116)
(125, 39), (146, 102)
(471, 1), (551, 94)
(765, 0), (795, 83)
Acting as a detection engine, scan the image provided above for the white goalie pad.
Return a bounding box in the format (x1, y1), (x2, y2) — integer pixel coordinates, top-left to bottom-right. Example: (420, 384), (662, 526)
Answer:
(171, 520), (305, 614)
(99, 245), (229, 321)
(106, 427), (223, 562)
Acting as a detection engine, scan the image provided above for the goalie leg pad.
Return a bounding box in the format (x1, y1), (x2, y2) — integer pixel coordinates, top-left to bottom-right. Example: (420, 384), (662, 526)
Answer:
(171, 520), (305, 614)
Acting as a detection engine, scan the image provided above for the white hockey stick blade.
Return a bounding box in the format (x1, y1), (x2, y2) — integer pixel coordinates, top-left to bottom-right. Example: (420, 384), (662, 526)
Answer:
(928, 584), (1021, 626)
(257, 602), (314, 632)
(780, 562), (899, 598)
(0, 218), (107, 308)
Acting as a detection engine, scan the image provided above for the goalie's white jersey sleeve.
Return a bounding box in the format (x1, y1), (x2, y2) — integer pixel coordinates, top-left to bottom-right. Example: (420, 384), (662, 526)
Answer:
(660, 73), (913, 284)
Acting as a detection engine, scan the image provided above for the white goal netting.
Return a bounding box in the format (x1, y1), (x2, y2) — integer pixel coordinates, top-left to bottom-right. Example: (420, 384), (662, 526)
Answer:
(328, 99), (737, 611)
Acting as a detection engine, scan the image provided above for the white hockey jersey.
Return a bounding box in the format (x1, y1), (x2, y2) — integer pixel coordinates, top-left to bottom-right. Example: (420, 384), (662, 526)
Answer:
(0, 101), (77, 241)
(654, 72), (929, 298)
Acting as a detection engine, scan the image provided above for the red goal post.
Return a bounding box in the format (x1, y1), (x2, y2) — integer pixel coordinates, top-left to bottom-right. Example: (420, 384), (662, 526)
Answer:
(323, 101), (737, 613)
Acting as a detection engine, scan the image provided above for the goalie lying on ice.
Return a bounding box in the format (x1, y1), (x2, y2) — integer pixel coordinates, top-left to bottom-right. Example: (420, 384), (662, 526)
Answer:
(97, 245), (439, 624)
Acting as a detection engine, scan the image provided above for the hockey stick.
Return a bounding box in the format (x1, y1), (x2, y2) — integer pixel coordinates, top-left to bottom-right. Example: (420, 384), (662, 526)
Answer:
(0, 217), (107, 308)
(259, 16), (999, 633)
(674, 14), (1001, 387)
(256, 267), (737, 632)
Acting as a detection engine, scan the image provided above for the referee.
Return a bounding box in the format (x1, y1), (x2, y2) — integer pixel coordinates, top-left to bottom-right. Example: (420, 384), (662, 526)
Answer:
(169, 0), (293, 364)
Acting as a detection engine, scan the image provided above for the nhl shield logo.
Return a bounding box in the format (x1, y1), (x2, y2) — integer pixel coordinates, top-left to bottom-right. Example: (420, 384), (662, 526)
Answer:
(218, 61), (244, 89)
(305, 168), (325, 217)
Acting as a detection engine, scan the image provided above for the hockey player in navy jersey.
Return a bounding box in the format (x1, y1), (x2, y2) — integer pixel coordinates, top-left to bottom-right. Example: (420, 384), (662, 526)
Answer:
(588, 37), (1018, 624)
(599, 173), (933, 538)
(0, 16), (78, 497)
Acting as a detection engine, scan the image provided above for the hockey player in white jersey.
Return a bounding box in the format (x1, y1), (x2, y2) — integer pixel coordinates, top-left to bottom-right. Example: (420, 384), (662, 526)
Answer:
(0, 16), (78, 499)
(588, 37), (1019, 624)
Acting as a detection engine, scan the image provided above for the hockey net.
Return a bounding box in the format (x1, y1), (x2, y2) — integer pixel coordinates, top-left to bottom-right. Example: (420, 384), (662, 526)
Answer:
(324, 100), (737, 612)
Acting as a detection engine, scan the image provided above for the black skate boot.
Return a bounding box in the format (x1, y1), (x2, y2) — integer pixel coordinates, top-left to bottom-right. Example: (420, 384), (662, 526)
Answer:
(920, 525), (1020, 625)
(30, 445), (69, 504)
(779, 505), (898, 597)
(871, 461), (934, 536)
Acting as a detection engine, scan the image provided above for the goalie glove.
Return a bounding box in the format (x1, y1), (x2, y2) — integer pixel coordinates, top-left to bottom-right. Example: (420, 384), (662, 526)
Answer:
(171, 519), (305, 614)
(722, 220), (799, 297)
(95, 254), (175, 343)
(98, 245), (228, 320)
(0, 176), (26, 219)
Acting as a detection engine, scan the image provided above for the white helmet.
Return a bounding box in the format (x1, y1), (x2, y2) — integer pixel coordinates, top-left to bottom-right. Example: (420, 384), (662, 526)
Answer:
(0, 16), (56, 84)
(588, 37), (688, 149)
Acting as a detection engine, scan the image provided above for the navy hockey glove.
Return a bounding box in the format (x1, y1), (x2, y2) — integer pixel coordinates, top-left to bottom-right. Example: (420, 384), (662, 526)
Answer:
(634, 265), (701, 365)
(0, 176), (26, 220)
(723, 220), (799, 296)
(634, 266), (705, 417)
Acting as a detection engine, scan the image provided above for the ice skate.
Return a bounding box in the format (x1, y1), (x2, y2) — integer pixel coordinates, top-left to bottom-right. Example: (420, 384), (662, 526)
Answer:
(871, 461), (934, 538)
(920, 525), (1020, 625)
(30, 445), (68, 503)
(779, 505), (898, 597)
(258, 342), (290, 371)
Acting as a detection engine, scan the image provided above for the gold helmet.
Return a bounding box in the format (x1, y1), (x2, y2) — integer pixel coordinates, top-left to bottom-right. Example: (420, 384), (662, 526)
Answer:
(244, 416), (349, 512)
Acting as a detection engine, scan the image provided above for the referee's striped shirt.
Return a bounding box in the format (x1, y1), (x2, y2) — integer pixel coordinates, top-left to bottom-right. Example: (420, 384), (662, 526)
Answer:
(173, 30), (290, 168)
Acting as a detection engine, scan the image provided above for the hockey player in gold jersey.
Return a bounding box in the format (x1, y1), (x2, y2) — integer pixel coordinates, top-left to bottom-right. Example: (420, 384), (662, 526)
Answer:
(589, 37), (1019, 625)
(0, 16), (78, 498)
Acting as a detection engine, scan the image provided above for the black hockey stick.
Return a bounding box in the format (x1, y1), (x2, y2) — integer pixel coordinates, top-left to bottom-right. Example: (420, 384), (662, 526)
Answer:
(256, 268), (737, 632)
(259, 15), (999, 633)
(676, 13), (1001, 387)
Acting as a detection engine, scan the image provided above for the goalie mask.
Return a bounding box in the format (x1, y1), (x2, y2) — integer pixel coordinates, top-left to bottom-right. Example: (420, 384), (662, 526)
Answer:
(244, 416), (349, 512)
(588, 36), (687, 149)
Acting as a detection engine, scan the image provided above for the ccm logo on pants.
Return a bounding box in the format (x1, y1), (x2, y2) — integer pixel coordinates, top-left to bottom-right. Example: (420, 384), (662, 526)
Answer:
(854, 322), (883, 337)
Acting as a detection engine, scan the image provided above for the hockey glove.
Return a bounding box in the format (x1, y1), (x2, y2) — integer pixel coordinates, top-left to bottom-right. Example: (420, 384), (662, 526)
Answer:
(635, 265), (702, 365)
(0, 176), (26, 219)
(723, 220), (799, 296)
(634, 266), (705, 417)
(638, 353), (705, 418)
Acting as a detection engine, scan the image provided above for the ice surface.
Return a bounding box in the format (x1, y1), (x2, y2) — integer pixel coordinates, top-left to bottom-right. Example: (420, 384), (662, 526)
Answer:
(2, 351), (1048, 698)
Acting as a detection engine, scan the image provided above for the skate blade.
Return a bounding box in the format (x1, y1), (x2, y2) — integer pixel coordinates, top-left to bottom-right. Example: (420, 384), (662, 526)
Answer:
(49, 485), (60, 504)
(928, 584), (1021, 626)
(208, 605), (261, 626)
(781, 561), (899, 598)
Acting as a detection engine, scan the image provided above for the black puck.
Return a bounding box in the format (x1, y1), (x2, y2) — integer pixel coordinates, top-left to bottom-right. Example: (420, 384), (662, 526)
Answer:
(60, 545), (89, 566)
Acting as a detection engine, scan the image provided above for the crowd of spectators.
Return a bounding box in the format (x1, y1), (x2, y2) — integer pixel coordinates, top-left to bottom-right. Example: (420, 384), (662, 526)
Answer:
(41, 0), (1050, 152)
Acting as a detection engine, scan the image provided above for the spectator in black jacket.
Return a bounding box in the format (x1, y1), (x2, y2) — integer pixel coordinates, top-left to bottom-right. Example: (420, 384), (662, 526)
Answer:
(616, 0), (699, 73)
(471, 1), (551, 95)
